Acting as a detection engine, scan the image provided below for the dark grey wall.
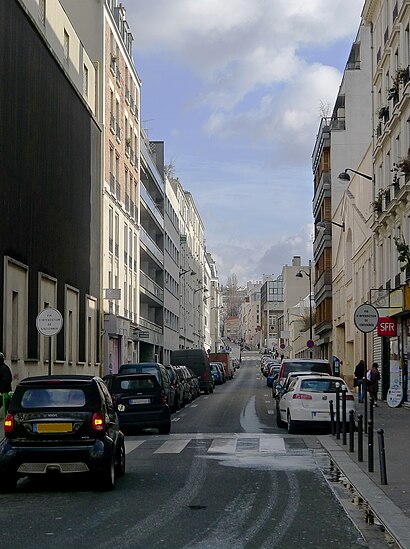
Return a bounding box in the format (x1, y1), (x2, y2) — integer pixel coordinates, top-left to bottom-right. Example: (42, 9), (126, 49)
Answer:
(0, 1), (101, 361)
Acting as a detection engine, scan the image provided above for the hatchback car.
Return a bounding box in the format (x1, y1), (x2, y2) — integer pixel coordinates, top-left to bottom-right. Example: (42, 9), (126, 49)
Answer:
(277, 358), (332, 388)
(266, 364), (280, 388)
(277, 375), (355, 433)
(106, 374), (171, 435)
(210, 362), (223, 385)
(0, 375), (125, 492)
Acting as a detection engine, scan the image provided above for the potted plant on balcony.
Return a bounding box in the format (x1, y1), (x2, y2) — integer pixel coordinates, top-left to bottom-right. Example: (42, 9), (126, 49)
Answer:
(393, 236), (410, 272)
(397, 66), (410, 86)
(388, 75), (400, 102)
(371, 189), (384, 214)
(377, 105), (389, 121)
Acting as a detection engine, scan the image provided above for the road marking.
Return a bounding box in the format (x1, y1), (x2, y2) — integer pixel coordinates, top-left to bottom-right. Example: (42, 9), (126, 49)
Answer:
(203, 396), (209, 400)
(264, 394), (269, 397)
(190, 404), (198, 408)
(259, 437), (286, 452)
(208, 438), (237, 454)
(154, 439), (190, 454)
(267, 410), (274, 415)
(172, 417), (181, 422)
(265, 400), (270, 403)
(125, 440), (146, 454)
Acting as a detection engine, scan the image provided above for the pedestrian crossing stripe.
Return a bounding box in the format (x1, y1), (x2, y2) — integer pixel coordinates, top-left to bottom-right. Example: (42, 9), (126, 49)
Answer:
(125, 434), (286, 455)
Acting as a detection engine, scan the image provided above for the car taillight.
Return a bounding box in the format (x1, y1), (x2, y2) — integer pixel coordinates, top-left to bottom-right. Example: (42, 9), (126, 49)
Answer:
(293, 393), (312, 400)
(92, 412), (105, 432)
(161, 391), (168, 403)
(345, 394), (354, 401)
(203, 372), (207, 380)
(4, 412), (14, 433)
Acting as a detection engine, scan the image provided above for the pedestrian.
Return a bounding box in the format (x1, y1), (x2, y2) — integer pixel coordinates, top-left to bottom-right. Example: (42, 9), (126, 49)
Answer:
(354, 359), (366, 403)
(0, 352), (12, 412)
(367, 362), (380, 407)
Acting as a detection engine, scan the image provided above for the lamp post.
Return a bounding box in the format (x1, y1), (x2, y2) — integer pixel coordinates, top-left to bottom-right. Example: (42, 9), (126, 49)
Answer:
(179, 269), (196, 277)
(317, 220), (345, 232)
(338, 169), (373, 182)
(296, 260), (313, 358)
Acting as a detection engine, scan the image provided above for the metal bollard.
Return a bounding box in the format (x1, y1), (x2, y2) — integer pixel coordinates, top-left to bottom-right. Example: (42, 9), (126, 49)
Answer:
(369, 397), (374, 423)
(357, 414), (363, 462)
(335, 385), (341, 440)
(364, 377), (368, 434)
(368, 419), (374, 473)
(342, 386), (347, 445)
(329, 400), (335, 436)
(377, 428), (388, 485)
(349, 410), (355, 453)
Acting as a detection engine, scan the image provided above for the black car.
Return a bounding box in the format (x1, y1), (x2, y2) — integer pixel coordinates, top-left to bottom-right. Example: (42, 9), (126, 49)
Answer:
(0, 375), (125, 492)
(165, 365), (183, 412)
(106, 374), (171, 435)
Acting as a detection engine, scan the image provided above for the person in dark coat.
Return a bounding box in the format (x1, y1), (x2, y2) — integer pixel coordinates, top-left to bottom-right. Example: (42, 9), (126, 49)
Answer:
(354, 359), (365, 403)
(0, 353), (12, 394)
(367, 362), (380, 406)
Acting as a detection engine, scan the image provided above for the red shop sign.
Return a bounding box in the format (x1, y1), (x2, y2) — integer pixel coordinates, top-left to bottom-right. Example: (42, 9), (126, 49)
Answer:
(377, 317), (397, 337)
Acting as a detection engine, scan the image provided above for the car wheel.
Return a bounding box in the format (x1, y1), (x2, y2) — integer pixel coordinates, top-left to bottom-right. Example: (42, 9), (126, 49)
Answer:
(1, 474), (17, 492)
(209, 385), (214, 394)
(276, 408), (285, 428)
(115, 441), (126, 478)
(204, 387), (209, 395)
(99, 453), (116, 491)
(158, 422), (171, 435)
(287, 413), (297, 434)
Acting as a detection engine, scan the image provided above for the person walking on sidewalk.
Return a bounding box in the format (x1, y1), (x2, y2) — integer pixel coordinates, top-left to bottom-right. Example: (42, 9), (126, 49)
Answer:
(0, 352), (12, 414)
(367, 362), (380, 407)
(354, 359), (365, 402)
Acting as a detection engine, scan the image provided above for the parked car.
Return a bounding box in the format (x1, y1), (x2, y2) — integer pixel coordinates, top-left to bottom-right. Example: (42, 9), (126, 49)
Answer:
(277, 359), (332, 388)
(171, 349), (214, 394)
(0, 375), (125, 492)
(165, 365), (183, 412)
(208, 352), (234, 380)
(276, 375), (355, 433)
(210, 362), (223, 385)
(213, 362), (226, 383)
(117, 362), (172, 406)
(173, 365), (194, 404)
(187, 367), (201, 398)
(275, 371), (330, 413)
(106, 373), (171, 435)
(266, 364), (280, 387)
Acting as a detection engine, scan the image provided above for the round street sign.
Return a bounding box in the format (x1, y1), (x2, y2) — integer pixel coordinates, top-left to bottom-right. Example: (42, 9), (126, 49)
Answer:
(307, 339), (315, 349)
(36, 307), (63, 337)
(280, 343), (286, 350)
(354, 303), (379, 333)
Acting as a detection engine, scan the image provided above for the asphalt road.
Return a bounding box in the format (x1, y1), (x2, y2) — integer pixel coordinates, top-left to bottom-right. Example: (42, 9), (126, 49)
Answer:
(0, 353), (389, 548)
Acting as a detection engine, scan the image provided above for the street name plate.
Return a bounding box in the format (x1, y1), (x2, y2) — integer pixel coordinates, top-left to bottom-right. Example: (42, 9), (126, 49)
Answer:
(36, 307), (63, 337)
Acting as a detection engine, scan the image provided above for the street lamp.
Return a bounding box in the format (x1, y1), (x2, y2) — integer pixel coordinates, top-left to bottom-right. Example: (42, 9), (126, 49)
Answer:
(338, 168), (373, 182)
(179, 269), (196, 277)
(296, 260), (313, 358)
(317, 220), (345, 232)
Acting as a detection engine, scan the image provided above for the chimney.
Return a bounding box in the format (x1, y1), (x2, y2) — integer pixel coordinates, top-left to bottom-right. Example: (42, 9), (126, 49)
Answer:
(292, 256), (301, 267)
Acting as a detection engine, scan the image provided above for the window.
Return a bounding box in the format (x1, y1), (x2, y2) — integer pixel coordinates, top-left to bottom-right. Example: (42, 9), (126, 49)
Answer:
(63, 29), (69, 62)
(83, 65), (88, 97)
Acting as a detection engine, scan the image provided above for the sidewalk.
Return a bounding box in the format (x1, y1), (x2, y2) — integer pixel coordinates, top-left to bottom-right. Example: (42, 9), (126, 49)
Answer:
(319, 400), (410, 549)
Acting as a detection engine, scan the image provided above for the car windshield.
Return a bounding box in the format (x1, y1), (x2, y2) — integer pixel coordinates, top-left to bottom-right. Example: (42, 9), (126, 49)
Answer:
(112, 377), (158, 392)
(284, 362), (329, 375)
(300, 379), (347, 393)
(20, 388), (86, 408)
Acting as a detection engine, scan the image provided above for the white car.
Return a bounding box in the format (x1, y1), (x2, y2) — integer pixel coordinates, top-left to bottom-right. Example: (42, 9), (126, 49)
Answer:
(277, 375), (355, 434)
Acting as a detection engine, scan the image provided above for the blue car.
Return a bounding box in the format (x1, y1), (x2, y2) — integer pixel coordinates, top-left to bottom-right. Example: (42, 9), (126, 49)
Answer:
(266, 365), (280, 387)
(210, 363), (223, 385)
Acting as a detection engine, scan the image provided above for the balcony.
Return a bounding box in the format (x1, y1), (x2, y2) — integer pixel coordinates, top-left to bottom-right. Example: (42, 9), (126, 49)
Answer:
(313, 231), (332, 260)
(313, 171), (331, 217)
(314, 269), (332, 303)
(139, 316), (162, 334)
(140, 227), (164, 264)
(140, 138), (164, 195)
(140, 183), (164, 228)
(140, 270), (164, 302)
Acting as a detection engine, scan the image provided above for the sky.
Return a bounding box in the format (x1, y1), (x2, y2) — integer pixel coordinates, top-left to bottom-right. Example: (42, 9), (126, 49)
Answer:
(124, 0), (364, 285)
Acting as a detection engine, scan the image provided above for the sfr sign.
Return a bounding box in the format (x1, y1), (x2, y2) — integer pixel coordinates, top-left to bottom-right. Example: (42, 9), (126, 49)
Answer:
(377, 317), (397, 337)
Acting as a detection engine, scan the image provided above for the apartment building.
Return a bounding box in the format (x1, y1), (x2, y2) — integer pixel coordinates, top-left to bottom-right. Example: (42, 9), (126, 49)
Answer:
(362, 0), (410, 402)
(260, 275), (284, 352)
(1, 0), (101, 381)
(240, 281), (262, 351)
(206, 253), (222, 352)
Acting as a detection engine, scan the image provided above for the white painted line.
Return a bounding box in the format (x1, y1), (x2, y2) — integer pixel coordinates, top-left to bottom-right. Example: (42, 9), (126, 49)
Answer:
(267, 410), (274, 415)
(171, 417), (181, 422)
(208, 438), (237, 454)
(125, 440), (146, 454)
(265, 400), (270, 403)
(203, 396), (209, 400)
(190, 404), (198, 408)
(259, 437), (286, 453)
(154, 439), (190, 454)
(264, 394), (269, 397)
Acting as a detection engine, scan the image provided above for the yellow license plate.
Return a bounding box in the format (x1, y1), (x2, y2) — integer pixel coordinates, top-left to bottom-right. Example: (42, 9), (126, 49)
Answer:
(36, 423), (73, 433)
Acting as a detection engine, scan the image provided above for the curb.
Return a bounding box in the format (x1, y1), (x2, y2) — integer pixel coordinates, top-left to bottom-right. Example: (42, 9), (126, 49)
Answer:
(319, 435), (410, 549)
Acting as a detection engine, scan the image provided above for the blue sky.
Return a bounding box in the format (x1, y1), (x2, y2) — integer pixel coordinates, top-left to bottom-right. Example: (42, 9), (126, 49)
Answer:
(125, 0), (364, 285)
